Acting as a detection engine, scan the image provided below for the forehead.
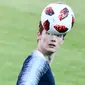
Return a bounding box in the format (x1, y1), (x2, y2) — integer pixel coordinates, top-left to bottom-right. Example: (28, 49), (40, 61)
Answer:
(41, 29), (47, 34)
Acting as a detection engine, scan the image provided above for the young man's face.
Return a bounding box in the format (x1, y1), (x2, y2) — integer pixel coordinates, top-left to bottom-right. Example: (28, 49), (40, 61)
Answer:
(37, 29), (64, 55)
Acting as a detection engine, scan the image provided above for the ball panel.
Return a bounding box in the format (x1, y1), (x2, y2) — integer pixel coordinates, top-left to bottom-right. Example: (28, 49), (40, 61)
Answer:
(41, 2), (75, 35)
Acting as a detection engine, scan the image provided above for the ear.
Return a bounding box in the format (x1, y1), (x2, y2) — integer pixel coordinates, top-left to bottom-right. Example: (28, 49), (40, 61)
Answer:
(37, 32), (41, 41)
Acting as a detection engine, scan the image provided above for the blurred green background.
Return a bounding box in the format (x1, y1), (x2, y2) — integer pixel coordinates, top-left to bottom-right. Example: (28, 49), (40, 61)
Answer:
(0, 0), (85, 85)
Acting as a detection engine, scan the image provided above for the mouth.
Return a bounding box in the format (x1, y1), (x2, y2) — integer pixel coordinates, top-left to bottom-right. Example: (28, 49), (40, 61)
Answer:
(48, 44), (56, 48)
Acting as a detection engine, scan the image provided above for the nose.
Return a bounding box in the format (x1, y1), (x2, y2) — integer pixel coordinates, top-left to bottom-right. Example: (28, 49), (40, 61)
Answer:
(51, 39), (56, 42)
(51, 35), (56, 42)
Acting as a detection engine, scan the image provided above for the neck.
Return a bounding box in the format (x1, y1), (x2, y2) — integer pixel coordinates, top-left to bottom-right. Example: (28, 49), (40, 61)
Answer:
(37, 47), (53, 57)
(37, 48), (56, 65)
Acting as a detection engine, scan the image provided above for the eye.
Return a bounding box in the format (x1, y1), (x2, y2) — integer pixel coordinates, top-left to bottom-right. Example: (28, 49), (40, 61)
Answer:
(54, 34), (63, 37)
(46, 31), (49, 34)
(46, 31), (51, 35)
(46, 31), (64, 38)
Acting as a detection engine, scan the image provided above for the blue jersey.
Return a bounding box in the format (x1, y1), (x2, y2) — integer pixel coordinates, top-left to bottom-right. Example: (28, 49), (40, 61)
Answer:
(16, 50), (55, 85)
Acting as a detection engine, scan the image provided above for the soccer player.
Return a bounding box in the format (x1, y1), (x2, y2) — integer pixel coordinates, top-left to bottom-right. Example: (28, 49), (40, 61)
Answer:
(16, 2), (75, 85)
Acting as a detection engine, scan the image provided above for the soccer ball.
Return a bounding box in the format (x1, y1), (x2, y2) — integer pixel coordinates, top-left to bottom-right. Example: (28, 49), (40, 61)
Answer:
(41, 2), (75, 35)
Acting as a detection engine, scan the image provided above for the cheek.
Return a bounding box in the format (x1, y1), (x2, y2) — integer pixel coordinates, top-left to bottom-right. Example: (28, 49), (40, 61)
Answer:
(42, 35), (48, 41)
(59, 39), (64, 45)
(42, 37), (48, 44)
(44, 37), (47, 41)
(41, 36), (49, 46)
(61, 40), (64, 44)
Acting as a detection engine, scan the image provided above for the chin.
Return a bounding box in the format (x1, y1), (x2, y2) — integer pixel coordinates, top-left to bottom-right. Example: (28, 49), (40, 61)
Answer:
(46, 48), (56, 55)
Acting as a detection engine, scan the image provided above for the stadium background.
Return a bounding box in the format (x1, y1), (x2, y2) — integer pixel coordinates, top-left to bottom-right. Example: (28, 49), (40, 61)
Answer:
(0, 0), (85, 85)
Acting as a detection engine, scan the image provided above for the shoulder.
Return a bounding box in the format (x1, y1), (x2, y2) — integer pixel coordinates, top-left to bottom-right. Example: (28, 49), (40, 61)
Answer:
(17, 55), (49, 85)
(23, 54), (49, 75)
(22, 50), (50, 76)
(16, 50), (50, 85)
